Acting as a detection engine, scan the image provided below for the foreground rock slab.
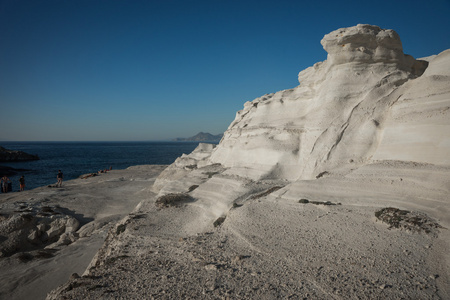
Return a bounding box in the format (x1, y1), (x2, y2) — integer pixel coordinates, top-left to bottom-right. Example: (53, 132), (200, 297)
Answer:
(46, 181), (448, 299)
(0, 165), (166, 300)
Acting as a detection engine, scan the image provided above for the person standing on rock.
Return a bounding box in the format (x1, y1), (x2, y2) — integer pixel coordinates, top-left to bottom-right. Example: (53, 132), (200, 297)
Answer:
(56, 170), (64, 187)
(19, 175), (25, 191)
(1, 175), (11, 193)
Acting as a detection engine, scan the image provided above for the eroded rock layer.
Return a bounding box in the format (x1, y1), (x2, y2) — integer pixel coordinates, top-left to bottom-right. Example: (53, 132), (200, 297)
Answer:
(206, 24), (447, 181)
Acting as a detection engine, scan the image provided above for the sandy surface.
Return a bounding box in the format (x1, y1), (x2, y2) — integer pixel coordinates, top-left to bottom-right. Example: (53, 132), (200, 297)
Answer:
(0, 165), (166, 300)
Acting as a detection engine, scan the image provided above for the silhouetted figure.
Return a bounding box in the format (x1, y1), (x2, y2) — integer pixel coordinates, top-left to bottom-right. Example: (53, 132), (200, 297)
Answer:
(19, 175), (25, 191)
(57, 170), (64, 187)
(1, 175), (11, 193)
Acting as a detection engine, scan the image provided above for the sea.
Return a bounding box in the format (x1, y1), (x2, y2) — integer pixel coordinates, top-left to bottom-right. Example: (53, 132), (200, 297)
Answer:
(0, 141), (204, 192)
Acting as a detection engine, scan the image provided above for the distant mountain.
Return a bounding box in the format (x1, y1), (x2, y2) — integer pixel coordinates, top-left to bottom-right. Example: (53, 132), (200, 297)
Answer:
(174, 132), (223, 142)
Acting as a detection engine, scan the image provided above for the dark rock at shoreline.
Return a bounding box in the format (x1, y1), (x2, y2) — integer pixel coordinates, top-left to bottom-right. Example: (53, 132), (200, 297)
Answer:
(0, 146), (39, 162)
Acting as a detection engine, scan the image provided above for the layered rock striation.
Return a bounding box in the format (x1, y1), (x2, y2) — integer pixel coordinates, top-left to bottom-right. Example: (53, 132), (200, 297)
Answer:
(154, 24), (450, 223)
(208, 24), (442, 181)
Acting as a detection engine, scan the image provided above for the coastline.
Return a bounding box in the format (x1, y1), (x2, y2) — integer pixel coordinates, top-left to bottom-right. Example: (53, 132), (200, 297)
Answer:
(0, 141), (201, 191)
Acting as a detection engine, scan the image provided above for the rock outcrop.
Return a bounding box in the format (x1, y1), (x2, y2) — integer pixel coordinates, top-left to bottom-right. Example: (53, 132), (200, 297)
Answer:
(206, 24), (439, 181)
(0, 203), (80, 258)
(154, 24), (450, 221)
(0, 146), (39, 162)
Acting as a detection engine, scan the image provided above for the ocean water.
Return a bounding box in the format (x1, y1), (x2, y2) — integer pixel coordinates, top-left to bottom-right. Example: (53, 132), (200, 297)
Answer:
(0, 141), (204, 191)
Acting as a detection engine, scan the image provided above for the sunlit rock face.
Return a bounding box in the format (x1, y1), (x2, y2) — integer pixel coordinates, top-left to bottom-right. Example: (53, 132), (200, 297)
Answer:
(324, 25), (409, 68)
(207, 24), (447, 181)
(371, 49), (450, 164)
(152, 24), (450, 230)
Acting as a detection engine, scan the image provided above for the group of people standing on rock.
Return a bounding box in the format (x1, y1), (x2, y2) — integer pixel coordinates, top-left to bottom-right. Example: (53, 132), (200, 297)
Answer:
(1, 170), (64, 193)
(1, 175), (25, 193)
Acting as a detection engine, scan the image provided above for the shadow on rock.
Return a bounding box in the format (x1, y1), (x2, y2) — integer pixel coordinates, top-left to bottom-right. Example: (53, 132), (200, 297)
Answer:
(0, 203), (93, 259)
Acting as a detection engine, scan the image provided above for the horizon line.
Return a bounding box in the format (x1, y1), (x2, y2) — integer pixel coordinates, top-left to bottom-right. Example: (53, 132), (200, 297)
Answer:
(0, 140), (209, 143)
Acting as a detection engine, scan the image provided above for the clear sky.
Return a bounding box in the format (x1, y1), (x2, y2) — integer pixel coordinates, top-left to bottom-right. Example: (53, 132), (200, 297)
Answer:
(1, 0), (449, 141)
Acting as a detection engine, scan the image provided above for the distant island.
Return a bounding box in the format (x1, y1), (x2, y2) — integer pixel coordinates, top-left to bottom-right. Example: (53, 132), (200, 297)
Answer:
(174, 132), (223, 142)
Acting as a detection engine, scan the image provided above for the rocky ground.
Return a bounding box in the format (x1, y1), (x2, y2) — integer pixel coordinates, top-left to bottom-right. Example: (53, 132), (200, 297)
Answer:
(0, 165), (166, 300)
(46, 166), (449, 300)
(0, 163), (447, 299)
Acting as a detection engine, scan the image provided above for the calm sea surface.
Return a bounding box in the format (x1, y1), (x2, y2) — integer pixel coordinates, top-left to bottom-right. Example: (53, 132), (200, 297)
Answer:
(0, 141), (203, 191)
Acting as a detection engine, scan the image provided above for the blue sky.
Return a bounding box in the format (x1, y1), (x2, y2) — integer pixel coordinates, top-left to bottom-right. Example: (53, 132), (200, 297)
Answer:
(1, 0), (449, 141)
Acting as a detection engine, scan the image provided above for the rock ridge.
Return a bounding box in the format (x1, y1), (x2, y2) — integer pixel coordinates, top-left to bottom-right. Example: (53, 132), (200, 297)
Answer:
(0, 146), (39, 162)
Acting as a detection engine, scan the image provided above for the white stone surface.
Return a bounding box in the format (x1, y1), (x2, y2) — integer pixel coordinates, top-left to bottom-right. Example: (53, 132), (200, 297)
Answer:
(206, 24), (443, 182)
(154, 24), (450, 228)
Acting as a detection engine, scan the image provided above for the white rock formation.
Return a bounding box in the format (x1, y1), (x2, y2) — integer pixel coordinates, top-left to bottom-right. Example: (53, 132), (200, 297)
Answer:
(372, 49), (450, 164)
(0, 204), (80, 257)
(207, 24), (437, 181)
(154, 24), (450, 224)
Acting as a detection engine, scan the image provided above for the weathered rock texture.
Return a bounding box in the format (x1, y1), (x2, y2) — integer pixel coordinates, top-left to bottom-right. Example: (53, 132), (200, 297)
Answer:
(0, 203), (79, 258)
(207, 24), (445, 181)
(152, 23), (450, 229)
